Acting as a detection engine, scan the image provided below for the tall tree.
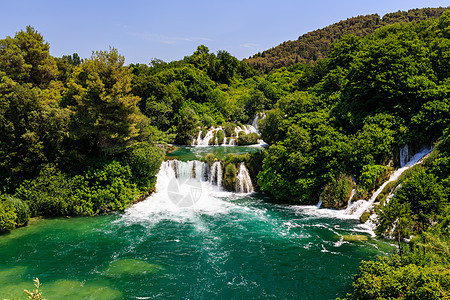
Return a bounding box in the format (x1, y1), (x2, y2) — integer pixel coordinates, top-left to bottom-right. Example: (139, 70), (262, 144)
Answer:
(67, 48), (146, 155)
(0, 26), (57, 88)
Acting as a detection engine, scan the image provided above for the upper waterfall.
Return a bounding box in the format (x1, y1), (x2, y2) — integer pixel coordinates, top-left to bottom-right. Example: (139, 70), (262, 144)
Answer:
(191, 121), (266, 147)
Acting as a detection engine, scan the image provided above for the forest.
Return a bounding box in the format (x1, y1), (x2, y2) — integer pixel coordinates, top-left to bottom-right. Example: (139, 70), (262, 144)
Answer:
(245, 7), (447, 73)
(0, 7), (449, 299)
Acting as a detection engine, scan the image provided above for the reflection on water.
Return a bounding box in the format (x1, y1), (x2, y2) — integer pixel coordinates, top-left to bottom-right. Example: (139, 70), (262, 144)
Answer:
(166, 145), (263, 161)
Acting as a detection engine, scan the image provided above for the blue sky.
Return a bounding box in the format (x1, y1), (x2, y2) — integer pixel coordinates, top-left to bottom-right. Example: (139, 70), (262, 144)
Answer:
(0, 1), (448, 64)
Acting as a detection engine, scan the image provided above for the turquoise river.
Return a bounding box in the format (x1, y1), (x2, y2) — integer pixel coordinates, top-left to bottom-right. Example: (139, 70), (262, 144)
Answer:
(0, 146), (393, 299)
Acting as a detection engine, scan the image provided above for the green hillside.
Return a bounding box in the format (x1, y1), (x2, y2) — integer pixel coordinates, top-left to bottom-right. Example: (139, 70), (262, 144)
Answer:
(245, 7), (447, 73)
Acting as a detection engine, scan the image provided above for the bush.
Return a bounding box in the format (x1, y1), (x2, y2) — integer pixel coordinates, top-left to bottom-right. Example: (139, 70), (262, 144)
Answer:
(217, 130), (225, 144)
(1, 195), (30, 225)
(125, 142), (164, 191)
(346, 255), (450, 300)
(202, 115), (214, 128)
(72, 161), (139, 215)
(237, 132), (259, 145)
(358, 164), (388, 192)
(0, 200), (17, 233)
(205, 153), (217, 166)
(15, 165), (74, 217)
(320, 174), (353, 208)
(224, 153), (250, 165)
(223, 123), (236, 137)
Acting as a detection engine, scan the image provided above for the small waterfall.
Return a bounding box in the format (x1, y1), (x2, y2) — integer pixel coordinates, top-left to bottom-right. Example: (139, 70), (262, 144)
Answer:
(158, 160), (207, 182)
(235, 163), (254, 193)
(251, 112), (266, 131)
(346, 189), (356, 207)
(345, 146), (432, 218)
(236, 124), (258, 135)
(399, 144), (409, 167)
(192, 125), (264, 146)
(209, 161), (223, 188)
(194, 129), (214, 146)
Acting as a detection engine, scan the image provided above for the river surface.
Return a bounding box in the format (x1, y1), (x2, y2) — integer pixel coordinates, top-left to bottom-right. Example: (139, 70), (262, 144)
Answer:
(166, 145), (262, 161)
(0, 146), (394, 299)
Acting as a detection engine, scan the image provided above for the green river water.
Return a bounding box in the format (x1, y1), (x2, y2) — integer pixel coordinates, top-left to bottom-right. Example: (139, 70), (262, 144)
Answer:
(0, 146), (393, 299)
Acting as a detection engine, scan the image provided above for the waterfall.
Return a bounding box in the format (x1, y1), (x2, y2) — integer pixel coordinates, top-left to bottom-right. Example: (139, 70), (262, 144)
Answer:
(236, 124), (258, 135)
(192, 125), (263, 146)
(158, 160), (256, 194)
(235, 163), (254, 193)
(399, 144), (409, 167)
(194, 129), (215, 146)
(157, 160), (207, 182)
(251, 112), (266, 131)
(346, 189), (356, 207)
(345, 146), (432, 218)
(209, 161), (223, 188)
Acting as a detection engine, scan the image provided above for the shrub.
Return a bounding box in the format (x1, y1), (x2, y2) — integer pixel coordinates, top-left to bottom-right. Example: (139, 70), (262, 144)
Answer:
(0, 200), (17, 233)
(73, 161), (139, 215)
(223, 163), (237, 191)
(347, 255), (450, 300)
(1, 195), (30, 225)
(202, 115), (214, 128)
(125, 142), (164, 191)
(200, 128), (207, 139)
(15, 165), (74, 217)
(205, 153), (217, 166)
(217, 130), (225, 144)
(237, 132), (259, 145)
(320, 174), (353, 208)
(223, 123), (236, 137)
(224, 153), (250, 165)
(358, 164), (388, 192)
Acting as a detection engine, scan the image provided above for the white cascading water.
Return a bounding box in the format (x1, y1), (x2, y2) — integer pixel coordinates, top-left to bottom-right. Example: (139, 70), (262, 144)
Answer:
(209, 161), (223, 188)
(235, 162), (254, 193)
(298, 146), (433, 236)
(192, 124), (264, 146)
(399, 144), (409, 167)
(123, 159), (254, 223)
(251, 112), (266, 132)
(193, 129), (215, 146)
(344, 146), (432, 218)
(346, 189), (357, 208)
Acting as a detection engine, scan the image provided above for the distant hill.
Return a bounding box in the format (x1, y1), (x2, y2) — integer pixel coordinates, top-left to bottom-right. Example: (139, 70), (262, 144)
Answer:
(244, 7), (448, 73)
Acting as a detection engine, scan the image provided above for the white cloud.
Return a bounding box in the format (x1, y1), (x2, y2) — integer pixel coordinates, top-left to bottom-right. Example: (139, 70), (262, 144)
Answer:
(240, 43), (258, 48)
(128, 31), (212, 45)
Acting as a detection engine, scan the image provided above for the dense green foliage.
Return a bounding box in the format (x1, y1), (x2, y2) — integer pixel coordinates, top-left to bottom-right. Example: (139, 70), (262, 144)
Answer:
(343, 130), (450, 299)
(245, 7), (447, 73)
(257, 10), (450, 204)
(1, 8), (449, 298)
(320, 175), (353, 208)
(0, 26), (165, 233)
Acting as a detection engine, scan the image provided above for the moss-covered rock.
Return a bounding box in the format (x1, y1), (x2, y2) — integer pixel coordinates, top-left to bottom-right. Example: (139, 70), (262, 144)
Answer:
(359, 212), (371, 223)
(223, 163), (237, 191)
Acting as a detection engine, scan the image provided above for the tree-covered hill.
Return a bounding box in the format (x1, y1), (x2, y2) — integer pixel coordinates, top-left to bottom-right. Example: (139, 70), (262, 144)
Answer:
(245, 7), (448, 73)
